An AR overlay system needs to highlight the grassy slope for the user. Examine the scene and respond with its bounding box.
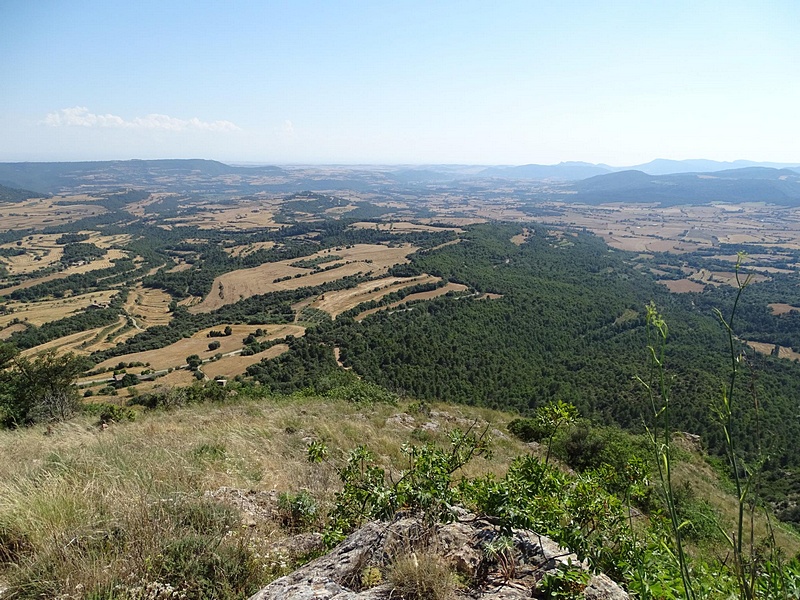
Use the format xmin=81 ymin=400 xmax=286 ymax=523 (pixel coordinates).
xmin=0 ymin=393 xmax=797 ymax=597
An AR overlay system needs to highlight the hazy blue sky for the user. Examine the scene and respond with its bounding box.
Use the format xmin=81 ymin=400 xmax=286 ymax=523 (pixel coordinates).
xmin=1 ymin=1 xmax=798 ymax=165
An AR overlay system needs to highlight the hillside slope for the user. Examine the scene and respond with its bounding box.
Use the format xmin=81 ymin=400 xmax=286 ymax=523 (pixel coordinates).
xmin=0 ymin=390 xmax=797 ymax=599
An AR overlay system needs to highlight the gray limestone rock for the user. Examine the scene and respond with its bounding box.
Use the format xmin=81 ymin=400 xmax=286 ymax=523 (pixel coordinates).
xmin=249 ymin=516 xmax=629 ymax=600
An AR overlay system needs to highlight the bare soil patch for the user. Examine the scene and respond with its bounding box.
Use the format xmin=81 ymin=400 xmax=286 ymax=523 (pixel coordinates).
xmin=192 ymin=243 xmax=419 ymax=313
xmin=659 ymin=279 xmax=705 ymax=293
xmin=769 ymin=303 xmax=800 ymax=315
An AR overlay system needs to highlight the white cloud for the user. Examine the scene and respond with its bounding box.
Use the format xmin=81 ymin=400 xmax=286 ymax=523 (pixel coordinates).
xmin=42 ymin=106 xmax=240 ymax=132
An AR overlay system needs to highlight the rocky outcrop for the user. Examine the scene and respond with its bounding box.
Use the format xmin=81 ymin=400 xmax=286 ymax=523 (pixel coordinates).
xmin=249 ymin=516 xmax=629 ymax=599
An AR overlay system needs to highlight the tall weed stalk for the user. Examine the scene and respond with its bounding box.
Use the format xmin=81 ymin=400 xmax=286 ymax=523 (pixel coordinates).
xmin=711 ymin=253 xmax=760 ymax=599
xmin=640 ymin=301 xmax=695 ymax=600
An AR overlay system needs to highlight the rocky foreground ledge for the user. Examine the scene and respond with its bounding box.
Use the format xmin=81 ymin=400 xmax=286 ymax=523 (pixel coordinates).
xmin=249 ymin=516 xmax=628 ymax=599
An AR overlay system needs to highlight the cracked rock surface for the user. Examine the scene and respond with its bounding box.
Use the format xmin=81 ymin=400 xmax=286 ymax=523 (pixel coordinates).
xmin=249 ymin=516 xmax=629 ymax=600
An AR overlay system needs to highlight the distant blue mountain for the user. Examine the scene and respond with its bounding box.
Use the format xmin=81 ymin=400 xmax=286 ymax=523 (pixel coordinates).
xmin=0 ymin=159 xmax=286 ymax=193
xmin=568 ymin=167 xmax=800 ymax=206
xmin=477 ymin=159 xmax=800 ymax=181
xmin=479 ymin=162 xmax=612 ymax=180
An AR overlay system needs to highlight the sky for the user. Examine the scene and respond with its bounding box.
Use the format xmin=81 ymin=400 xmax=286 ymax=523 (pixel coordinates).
xmin=1 ymin=1 xmax=798 ymax=165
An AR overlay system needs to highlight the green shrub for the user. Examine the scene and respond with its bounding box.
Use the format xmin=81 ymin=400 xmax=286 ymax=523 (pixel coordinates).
xmin=84 ymin=402 xmax=137 ymax=425
xmin=277 ymin=490 xmax=318 ymax=530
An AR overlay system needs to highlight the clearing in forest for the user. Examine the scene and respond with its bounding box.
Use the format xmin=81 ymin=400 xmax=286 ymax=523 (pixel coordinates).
xmin=202 ymin=344 xmax=290 ymax=379
xmin=510 ymin=228 xmax=532 ymax=245
xmin=658 ymin=279 xmax=705 ymax=293
xmin=769 ymin=303 xmax=800 ymax=315
xmin=302 ymin=274 xmax=440 ymax=318
xmin=355 ymin=281 xmax=468 ymax=321
xmin=192 ymin=243 xmax=419 ymax=313
xmin=748 ymin=341 xmax=800 ymax=362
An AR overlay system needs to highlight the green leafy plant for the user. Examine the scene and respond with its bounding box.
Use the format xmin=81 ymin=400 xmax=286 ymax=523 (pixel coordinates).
xmin=277 ymin=490 xmax=319 ymax=530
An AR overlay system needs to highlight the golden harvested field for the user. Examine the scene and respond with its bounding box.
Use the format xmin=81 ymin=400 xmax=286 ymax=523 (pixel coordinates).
xmin=769 ymin=303 xmax=800 ymax=315
xmin=91 ymin=323 xmax=306 ymax=373
xmin=0 ymin=322 xmax=26 ymax=340
xmin=659 ymin=279 xmax=706 ymax=293
xmin=192 ymin=243 xmax=419 ymax=313
xmin=202 ymin=344 xmax=290 ymax=379
xmin=303 ymin=274 xmax=440 ymax=318
xmin=85 ymin=232 xmax=132 ymax=248
xmin=0 ymin=248 xmax=129 ymax=295
xmin=748 ymin=341 xmax=800 ymax=362
xmin=124 ymin=284 xmax=172 ymax=328
xmin=689 ymin=269 xmax=769 ymax=287
xmin=223 ymin=241 xmax=276 ymax=257
xmin=355 ymin=282 xmax=469 ymax=321
xmin=20 ymin=326 xmax=108 ymax=358
xmin=0 ymin=234 xmax=64 ymax=275
xmin=166 ymin=203 xmax=281 ymax=230
xmin=0 ymin=290 xmax=118 ymax=328
xmin=0 ymin=196 xmax=105 ymax=229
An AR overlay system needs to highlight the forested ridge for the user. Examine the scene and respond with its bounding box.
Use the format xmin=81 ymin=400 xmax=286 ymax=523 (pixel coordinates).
xmin=249 ymin=224 xmax=800 ymax=487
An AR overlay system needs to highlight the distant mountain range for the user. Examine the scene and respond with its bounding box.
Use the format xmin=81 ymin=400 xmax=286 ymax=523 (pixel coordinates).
xmin=2 ymin=158 xmax=800 ymax=207
xmin=479 ymin=159 xmax=800 ymax=180
xmin=0 ymin=159 xmax=286 ymax=194
xmin=567 ymin=167 xmax=800 ymax=206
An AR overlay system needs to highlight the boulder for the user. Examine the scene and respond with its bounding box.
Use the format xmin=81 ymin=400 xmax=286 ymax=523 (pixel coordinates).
xmin=249 ymin=516 xmax=629 ymax=599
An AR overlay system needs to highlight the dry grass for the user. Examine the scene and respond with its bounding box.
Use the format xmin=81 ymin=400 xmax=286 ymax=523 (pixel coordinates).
xmin=0 ymin=390 xmax=797 ymax=596
xmin=0 ymin=396 xmax=529 ymax=596
xmin=192 ymin=243 xmax=419 ymax=313
xmin=388 ymin=548 xmax=457 ymax=600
